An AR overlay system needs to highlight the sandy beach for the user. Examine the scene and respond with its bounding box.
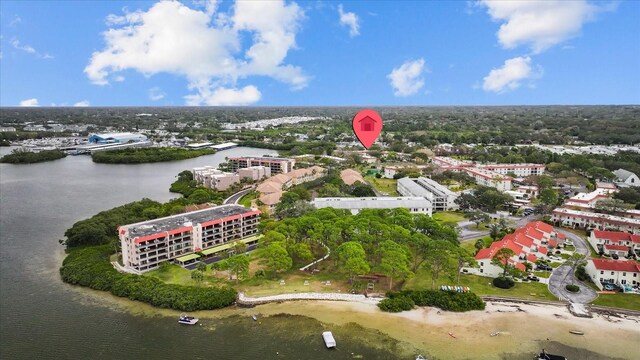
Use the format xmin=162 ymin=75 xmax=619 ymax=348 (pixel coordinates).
xmin=236 ymin=299 xmax=640 ymax=359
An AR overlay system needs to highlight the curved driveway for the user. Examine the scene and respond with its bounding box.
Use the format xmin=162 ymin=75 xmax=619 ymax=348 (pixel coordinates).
xmin=224 ymin=187 xmax=254 ymax=205
xmin=547 ymin=228 xmax=597 ymax=304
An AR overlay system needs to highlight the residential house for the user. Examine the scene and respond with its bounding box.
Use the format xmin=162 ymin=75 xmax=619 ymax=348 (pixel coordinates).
xmin=584 ymin=258 xmax=640 ymax=290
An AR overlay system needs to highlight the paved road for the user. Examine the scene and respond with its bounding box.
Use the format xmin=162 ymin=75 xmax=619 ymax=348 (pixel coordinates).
xmin=224 ymin=187 xmax=254 ymax=205
xmin=547 ymin=228 xmax=597 ymax=304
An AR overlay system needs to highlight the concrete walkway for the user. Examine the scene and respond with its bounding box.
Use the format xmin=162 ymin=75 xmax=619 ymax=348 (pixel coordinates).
xmin=237 ymin=292 xmax=382 ymax=306
xmin=547 ymin=228 xmax=597 ymax=304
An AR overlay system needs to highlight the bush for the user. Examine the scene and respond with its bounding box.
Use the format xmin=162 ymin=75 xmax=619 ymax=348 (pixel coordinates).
xmin=60 ymin=245 xmax=237 ymax=311
xmin=378 ymin=296 xmax=415 ymax=312
xmin=493 ymin=276 xmax=515 ymax=289
xmin=565 ymin=284 xmax=580 ymax=293
xmin=382 ymin=289 xmax=485 ymax=312
xmin=575 ymin=265 xmax=589 ymax=281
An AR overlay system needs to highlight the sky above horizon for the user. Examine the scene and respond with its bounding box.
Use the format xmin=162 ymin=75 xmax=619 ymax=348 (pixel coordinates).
xmin=1 ymin=1 xmax=639 ymax=107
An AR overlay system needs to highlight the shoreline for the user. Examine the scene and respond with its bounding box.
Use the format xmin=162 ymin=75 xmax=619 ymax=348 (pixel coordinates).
xmin=69 ymin=284 xmax=640 ymax=359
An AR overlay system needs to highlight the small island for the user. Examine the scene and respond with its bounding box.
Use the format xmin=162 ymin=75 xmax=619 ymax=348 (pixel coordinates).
xmin=91 ymin=147 xmax=215 ymax=164
xmin=0 ymin=149 xmax=66 ymax=164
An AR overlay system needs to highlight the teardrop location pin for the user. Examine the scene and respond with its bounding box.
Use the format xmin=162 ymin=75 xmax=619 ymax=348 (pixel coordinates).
xmin=352 ymin=109 xmax=383 ymax=149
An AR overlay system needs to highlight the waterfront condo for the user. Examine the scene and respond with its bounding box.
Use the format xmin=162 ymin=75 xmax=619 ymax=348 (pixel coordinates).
xmin=118 ymin=205 xmax=260 ymax=273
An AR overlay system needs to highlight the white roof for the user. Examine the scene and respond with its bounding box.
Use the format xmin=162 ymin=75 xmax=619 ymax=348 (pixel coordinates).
xmin=313 ymin=197 xmax=431 ymax=210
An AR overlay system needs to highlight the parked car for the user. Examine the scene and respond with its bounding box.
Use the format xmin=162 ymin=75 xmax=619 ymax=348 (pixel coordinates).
xmin=527 ymin=275 xmax=540 ymax=282
xmin=536 ymin=264 xmax=552 ymax=271
xmin=603 ymin=283 xmax=619 ymax=291
xmin=612 ymin=254 xmax=619 ymax=260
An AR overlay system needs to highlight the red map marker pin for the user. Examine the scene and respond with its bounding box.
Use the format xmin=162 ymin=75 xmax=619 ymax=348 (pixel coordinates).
xmin=353 ymin=109 xmax=383 ymax=149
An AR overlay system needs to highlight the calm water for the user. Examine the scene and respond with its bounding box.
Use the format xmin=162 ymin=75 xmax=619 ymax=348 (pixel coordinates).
xmin=0 ymin=147 xmax=402 ymax=360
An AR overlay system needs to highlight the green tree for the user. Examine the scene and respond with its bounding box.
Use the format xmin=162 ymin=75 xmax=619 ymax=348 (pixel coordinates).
xmin=335 ymin=242 xmax=370 ymax=280
xmin=287 ymin=242 xmax=314 ymax=265
xmin=196 ymin=262 xmax=207 ymax=272
xmin=262 ymin=242 xmax=292 ymax=276
xmin=225 ymin=254 xmax=250 ymax=281
xmin=540 ymin=189 xmax=559 ymax=207
xmin=423 ymin=240 xmax=456 ymax=289
xmin=474 ymin=238 xmax=485 ymax=254
xmin=232 ymin=240 xmax=248 ymax=255
xmin=492 ymin=248 xmax=516 ymax=277
xmin=191 ymin=270 xmax=204 ymax=285
xmin=489 ymin=224 xmax=501 ymax=241
xmin=188 ymin=189 xmax=211 ymax=204
xmin=378 ymin=240 xmax=411 ymax=290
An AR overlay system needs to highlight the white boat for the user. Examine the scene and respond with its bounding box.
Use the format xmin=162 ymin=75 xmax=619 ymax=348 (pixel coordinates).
xmin=178 ymin=313 xmax=199 ymax=325
xmin=322 ymin=331 xmax=336 ymax=348
xmin=416 ymin=355 xmax=427 ymax=360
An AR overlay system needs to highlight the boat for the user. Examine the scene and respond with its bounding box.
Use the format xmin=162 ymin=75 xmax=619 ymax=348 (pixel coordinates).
xmin=322 ymin=331 xmax=337 ymax=348
xmin=490 ymin=331 xmax=500 ymax=337
xmin=178 ymin=313 xmax=199 ymax=325
xmin=416 ymin=355 xmax=427 ymax=360
xmin=569 ymin=330 xmax=584 ymax=335
xmin=536 ymin=349 xmax=567 ymax=360
xmin=448 ymin=332 xmax=456 ymax=339
xmin=251 ymin=315 xmax=258 ymax=321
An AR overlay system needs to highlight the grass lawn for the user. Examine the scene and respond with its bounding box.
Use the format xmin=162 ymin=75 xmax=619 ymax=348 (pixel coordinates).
xmin=403 ymin=268 xmax=556 ymax=301
xmin=238 ymin=191 xmax=257 ymax=208
xmin=432 ymin=211 xmax=466 ymax=226
xmin=564 ymin=245 xmax=576 ymax=252
xmin=460 ymin=240 xmax=478 ymax=255
xmin=592 ymin=293 xmax=640 ymax=311
xmin=146 ymin=264 xmax=195 ymax=285
xmin=365 ymin=176 xmax=398 ymax=196
xmin=533 ymin=271 xmax=551 ymax=278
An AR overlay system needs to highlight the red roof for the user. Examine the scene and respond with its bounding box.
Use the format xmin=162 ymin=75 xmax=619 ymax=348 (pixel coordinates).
xmin=548 ymin=239 xmax=558 ymax=248
xmin=524 ymin=227 xmax=545 ymax=241
xmin=590 ymin=258 xmax=640 ymax=273
xmin=593 ymin=230 xmax=640 ymax=244
xmin=527 ymin=254 xmax=538 ymax=263
xmin=508 ymin=260 xmax=526 ymax=272
xmin=532 ymin=221 xmax=554 ymax=234
xmin=513 ymin=232 xmax=534 ymax=248
xmin=603 ymin=244 xmax=630 ymax=252
xmin=475 ymin=248 xmax=493 ymax=260
xmin=538 ymin=247 xmax=548 ymax=254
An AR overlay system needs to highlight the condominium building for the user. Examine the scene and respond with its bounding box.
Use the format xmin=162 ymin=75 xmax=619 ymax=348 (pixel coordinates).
xmin=312 ymin=197 xmax=432 ymax=216
xmin=238 ymin=166 xmax=271 ymax=181
xmin=465 ymin=167 xmax=512 ymax=192
xmin=192 ymin=166 xmax=240 ymax=191
xmin=118 ymin=205 xmax=261 ymax=273
xmin=397 ymin=177 xmax=459 ymax=211
xmin=432 ymin=156 xmax=547 ymax=192
xmin=478 ymin=163 xmax=545 ymax=177
xmin=587 ymin=230 xmax=640 ymax=258
xmin=228 ymin=156 xmax=295 ymax=174
xmin=551 ymin=208 xmax=640 ymax=234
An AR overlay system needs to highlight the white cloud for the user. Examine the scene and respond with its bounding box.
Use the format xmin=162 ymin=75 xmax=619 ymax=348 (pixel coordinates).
xmin=113 ymin=75 xmax=125 ymax=82
xmin=19 ymin=98 xmax=39 ymax=107
xmin=387 ymin=58 xmax=426 ymax=97
xmin=73 ymin=100 xmax=90 ymax=107
xmin=482 ymin=56 xmax=541 ymax=93
xmin=338 ymin=4 xmax=360 ymax=37
xmin=86 ymin=0 xmax=307 ymax=106
xmin=10 ymin=38 xmax=53 ymax=59
xmin=479 ymin=0 xmax=601 ymax=54
xmin=184 ymin=85 xmax=261 ymax=106
xmin=149 ymin=87 xmax=166 ymax=101
xmin=9 ymin=15 xmax=22 ymax=27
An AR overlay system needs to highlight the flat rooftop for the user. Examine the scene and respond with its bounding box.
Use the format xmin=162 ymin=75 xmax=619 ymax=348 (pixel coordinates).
xmin=228 ymin=156 xmax=293 ymax=161
xmin=313 ymin=197 xmax=431 ymax=209
xmin=123 ymin=204 xmax=254 ymax=237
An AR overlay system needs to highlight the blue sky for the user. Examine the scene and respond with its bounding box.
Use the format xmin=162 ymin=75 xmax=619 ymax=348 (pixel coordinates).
xmin=1 ymin=1 xmax=639 ymax=107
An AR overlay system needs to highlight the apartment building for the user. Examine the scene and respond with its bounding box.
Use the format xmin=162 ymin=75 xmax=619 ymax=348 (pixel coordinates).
xmin=551 ymin=208 xmax=640 ymax=234
xmin=465 ymin=167 xmax=512 ymax=192
xmin=432 ymin=156 xmax=517 ymax=192
xmin=228 ymin=156 xmax=295 ymax=174
xmin=192 ymin=166 xmax=240 ymax=191
xmin=238 ymin=166 xmax=271 ymax=181
xmin=397 ymin=177 xmax=459 ymax=211
xmin=478 ymin=163 xmax=545 ymax=177
xmin=587 ymin=230 xmax=640 ymax=258
xmin=585 ymin=258 xmax=640 ymax=290
xmin=118 ymin=205 xmax=260 ymax=273
xmin=312 ymin=197 xmax=433 ymax=216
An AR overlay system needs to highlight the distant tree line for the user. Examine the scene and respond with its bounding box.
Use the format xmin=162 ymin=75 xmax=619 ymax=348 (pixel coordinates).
xmin=0 ymin=149 xmax=66 ymax=164
xmin=91 ymin=147 xmax=215 ymax=164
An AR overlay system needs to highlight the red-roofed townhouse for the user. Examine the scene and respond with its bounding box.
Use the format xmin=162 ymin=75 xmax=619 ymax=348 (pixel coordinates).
xmin=469 ymin=239 xmax=524 ymax=277
xmin=585 ymin=258 xmax=640 ymax=290
xmin=588 ymin=230 xmax=640 ymax=258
